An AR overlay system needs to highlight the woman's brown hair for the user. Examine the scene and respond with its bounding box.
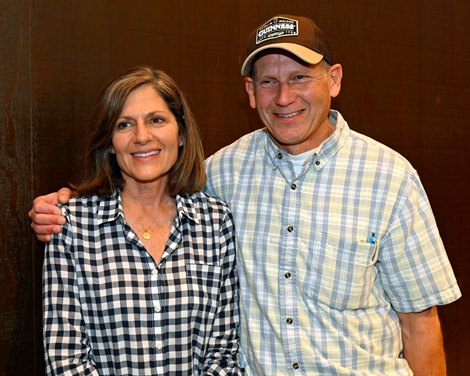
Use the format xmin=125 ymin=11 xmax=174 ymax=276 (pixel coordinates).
xmin=73 ymin=66 xmax=206 ymax=197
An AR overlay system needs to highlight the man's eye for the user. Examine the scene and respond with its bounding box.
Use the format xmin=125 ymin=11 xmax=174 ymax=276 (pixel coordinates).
xmin=258 ymin=79 xmax=277 ymax=88
xmin=290 ymin=75 xmax=311 ymax=86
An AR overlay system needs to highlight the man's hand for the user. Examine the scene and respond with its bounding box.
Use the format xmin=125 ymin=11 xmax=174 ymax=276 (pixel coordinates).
xmin=28 ymin=187 xmax=72 ymax=242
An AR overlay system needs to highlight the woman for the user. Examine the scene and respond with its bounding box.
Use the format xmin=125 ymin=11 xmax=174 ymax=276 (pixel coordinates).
xmin=42 ymin=66 xmax=243 ymax=375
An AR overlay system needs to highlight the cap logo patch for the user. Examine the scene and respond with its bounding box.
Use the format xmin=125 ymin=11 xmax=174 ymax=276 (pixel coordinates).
xmin=256 ymin=17 xmax=298 ymax=45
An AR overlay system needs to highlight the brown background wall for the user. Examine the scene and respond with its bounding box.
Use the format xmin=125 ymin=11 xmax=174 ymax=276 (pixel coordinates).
xmin=1 ymin=0 xmax=468 ymax=374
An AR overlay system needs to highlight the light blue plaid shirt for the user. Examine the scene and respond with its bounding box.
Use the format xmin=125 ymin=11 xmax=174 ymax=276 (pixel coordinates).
xmin=205 ymin=110 xmax=461 ymax=375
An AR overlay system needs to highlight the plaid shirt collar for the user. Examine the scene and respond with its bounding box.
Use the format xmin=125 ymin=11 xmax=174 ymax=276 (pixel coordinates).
xmin=264 ymin=110 xmax=351 ymax=174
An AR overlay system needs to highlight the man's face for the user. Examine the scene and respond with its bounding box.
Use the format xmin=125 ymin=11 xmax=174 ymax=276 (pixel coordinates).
xmin=245 ymin=52 xmax=342 ymax=155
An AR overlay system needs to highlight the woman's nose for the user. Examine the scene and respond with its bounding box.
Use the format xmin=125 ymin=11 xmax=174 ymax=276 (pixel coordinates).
xmin=134 ymin=122 xmax=151 ymax=143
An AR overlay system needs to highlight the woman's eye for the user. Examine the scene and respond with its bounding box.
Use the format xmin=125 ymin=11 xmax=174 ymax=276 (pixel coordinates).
xmin=148 ymin=116 xmax=165 ymax=126
xmin=116 ymin=121 xmax=131 ymax=129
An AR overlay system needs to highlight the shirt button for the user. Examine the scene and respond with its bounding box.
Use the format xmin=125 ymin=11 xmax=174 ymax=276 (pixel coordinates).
xmin=285 ymin=272 xmax=291 ymax=279
xmin=156 ymin=340 xmax=163 ymax=349
xmin=287 ymin=225 xmax=294 ymax=232
xmin=151 ymin=269 xmax=159 ymax=281
xmin=286 ymin=317 xmax=293 ymax=324
xmin=315 ymin=160 xmax=321 ymax=166
xmin=292 ymin=363 xmax=299 ymax=369
xmin=277 ymin=152 xmax=283 ymax=159
xmin=290 ymin=183 xmax=297 ymax=190
xmin=154 ymin=305 xmax=161 ymax=313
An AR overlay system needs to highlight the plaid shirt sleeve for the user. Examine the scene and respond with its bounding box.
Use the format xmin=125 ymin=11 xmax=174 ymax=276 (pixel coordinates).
xmin=377 ymin=172 xmax=461 ymax=312
xmin=43 ymin=215 xmax=99 ymax=375
xmin=200 ymin=208 xmax=242 ymax=375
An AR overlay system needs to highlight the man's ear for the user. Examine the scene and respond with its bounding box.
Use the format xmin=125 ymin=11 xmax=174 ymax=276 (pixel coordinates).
xmin=328 ymin=63 xmax=343 ymax=98
xmin=244 ymin=76 xmax=257 ymax=109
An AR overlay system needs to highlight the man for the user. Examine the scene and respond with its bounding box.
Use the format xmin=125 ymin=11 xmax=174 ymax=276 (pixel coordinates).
xmin=30 ymin=15 xmax=461 ymax=375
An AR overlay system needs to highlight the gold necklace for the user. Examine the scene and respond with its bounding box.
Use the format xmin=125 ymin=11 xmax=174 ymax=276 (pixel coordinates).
xmin=122 ymin=202 xmax=160 ymax=240
xmin=122 ymin=199 xmax=175 ymax=241
xmin=138 ymin=225 xmax=152 ymax=240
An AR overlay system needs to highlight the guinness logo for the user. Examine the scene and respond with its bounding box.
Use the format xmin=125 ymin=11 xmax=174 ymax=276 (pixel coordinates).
xmin=256 ymin=17 xmax=298 ymax=45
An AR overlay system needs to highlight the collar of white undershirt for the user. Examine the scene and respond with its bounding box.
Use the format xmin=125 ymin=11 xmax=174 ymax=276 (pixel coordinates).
xmin=289 ymin=149 xmax=315 ymax=176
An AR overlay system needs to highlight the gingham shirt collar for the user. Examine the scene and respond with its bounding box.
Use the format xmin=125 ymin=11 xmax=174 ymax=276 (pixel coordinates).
xmin=96 ymin=191 xmax=200 ymax=227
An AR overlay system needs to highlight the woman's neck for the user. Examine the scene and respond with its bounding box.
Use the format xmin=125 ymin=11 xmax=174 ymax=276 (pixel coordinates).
xmin=121 ymin=181 xmax=173 ymax=211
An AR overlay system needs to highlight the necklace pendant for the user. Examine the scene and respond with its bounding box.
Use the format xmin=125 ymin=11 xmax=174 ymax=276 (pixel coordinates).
xmin=142 ymin=231 xmax=151 ymax=240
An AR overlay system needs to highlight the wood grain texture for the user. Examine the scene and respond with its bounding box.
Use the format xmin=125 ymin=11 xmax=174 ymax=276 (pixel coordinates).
xmin=0 ymin=1 xmax=468 ymax=374
xmin=0 ymin=0 xmax=36 ymax=374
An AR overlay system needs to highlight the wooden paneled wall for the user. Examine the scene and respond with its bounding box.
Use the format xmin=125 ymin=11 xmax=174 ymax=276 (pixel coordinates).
xmin=1 ymin=1 xmax=468 ymax=374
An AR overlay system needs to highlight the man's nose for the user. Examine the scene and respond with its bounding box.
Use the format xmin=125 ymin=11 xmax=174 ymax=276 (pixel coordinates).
xmin=275 ymin=82 xmax=296 ymax=106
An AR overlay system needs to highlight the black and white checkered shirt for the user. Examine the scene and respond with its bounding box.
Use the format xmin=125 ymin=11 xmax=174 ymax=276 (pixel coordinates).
xmin=43 ymin=190 xmax=243 ymax=375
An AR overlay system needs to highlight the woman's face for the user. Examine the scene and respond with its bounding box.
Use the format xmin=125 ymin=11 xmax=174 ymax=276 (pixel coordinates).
xmin=112 ymin=84 xmax=180 ymax=190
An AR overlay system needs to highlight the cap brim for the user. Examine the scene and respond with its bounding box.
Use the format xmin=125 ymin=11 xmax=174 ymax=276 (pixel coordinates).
xmin=241 ymin=42 xmax=324 ymax=75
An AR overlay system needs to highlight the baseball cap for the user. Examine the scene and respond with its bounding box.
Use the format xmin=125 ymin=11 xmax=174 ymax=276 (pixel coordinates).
xmin=241 ymin=15 xmax=334 ymax=76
